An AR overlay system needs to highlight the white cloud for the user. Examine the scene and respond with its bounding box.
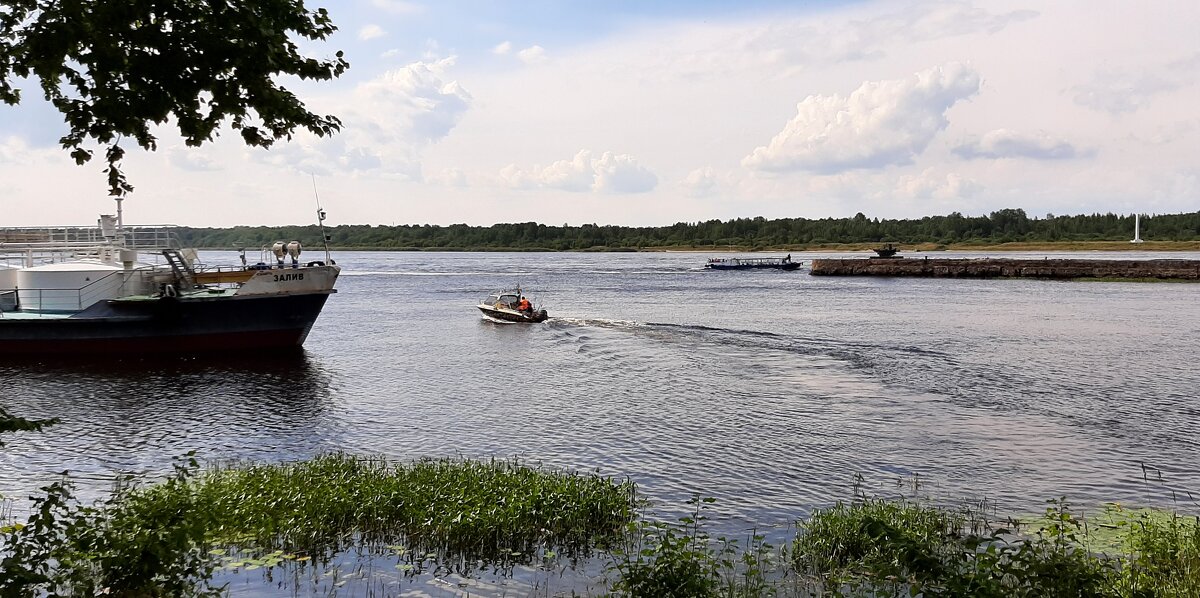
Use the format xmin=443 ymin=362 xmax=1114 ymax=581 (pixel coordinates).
xmin=743 ymin=63 xmax=981 ymax=174
xmin=517 ymin=45 xmax=548 ymax=65
xmin=358 ymin=25 xmax=386 ymax=41
xmin=954 ymin=129 xmax=1084 ymax=160
xmin=1072 ymin=73 xmax=1179 ymax=115
xmin=337 ymin=147 xmax=384 ymax=172
xmin=492 ymin=41 xmax=512 ymax=55
xmin=0 ymin=136 xmax=39 ymax=165
xmin=356 ymin=57 xmax=472 ymax=143
xmin=371 ymin=0 xmax=424 ymax=15
xmin=593 ymin=152 xmax=658 ymax=193
xmin=249 ymin=58 xmax=470 ymax=180
xmin=428 ymin=167 xmax=468 ymax=187
xmin=895 ymin=168 xmax=981 ymax=200
xmin=639 ymin=3 xmax=1035 ymax=80
xmin=166 ymin=147 xmax=220 ymax=172
xmin=1071 ymin=50 xmax=1200 ymax=115
xmin=680 ymin=167 xmax=720 ymax=197
xmin=499 ymin=150 xmax=657 ymax=193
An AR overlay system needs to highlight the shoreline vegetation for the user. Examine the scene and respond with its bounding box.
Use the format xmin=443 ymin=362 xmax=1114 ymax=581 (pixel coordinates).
xmin=2 ymin=454 xmax=1197 ymax=596
xmin=297 ymin=240 xmax=1200 ymax=253
xmin=175 ymin=208 xmax=1200 ymax=253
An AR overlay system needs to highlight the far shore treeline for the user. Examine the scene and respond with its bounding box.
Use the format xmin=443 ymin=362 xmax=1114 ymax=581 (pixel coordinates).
xmin=175 ymin=209 xmax=1200 ymax=251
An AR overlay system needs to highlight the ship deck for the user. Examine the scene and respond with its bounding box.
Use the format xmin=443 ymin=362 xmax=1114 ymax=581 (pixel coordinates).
xmin=0 ymin=311 xmax=73 ymax=319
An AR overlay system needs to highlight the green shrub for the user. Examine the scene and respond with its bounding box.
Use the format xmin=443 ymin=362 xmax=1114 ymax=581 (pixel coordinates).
xmin=607 ymin=496 xmax=778 ymax=598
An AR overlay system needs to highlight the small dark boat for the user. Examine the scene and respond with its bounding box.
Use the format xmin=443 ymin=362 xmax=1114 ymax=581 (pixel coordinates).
xmin=871 ymin=244 xmax=900 ymax=258
xmin=705 ymin=254 xmax=800 ymax=271
xmin=477 ymin=289 xmax=548 ymax=323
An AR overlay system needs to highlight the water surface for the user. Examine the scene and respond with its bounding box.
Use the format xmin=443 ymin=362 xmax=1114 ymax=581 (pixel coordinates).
xmin=3 ymin=250 xmax=1199 ymax=536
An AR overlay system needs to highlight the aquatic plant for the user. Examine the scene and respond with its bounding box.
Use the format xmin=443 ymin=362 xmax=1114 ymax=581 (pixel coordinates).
xmin=790 ymin=497 xmax=1153 ymax=597
xmin=606 ymin=496 xmax=781 ymax=598
xmin=0 ymin=453 xmax=636 ymax=595
xmin=5 ymin=455 xmax=1200 ymax=597
xmin=178 ymin=453 xmax=637 ymax=565
xmin=1102 ymin=503 xmax=1200 ymax=597
xmin=0 ymin=455 xmax=221 ymax=598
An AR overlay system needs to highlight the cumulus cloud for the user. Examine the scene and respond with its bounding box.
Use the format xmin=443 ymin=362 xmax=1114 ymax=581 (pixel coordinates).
xmin=337 ymin=147 xmax=384 ymax=171
xmin=680 ymin=167 xmax=720 ymax=197
xmin=357 ymin=57 xmax=472 ymax=143
xmin=954 ymin=129 xmax=1084 ymax=160
xmin=167 ymin=147 xmax=220 ymax=171
xmin=1072 ymin=51 xmax=1200 ymax=115
xmin=743 ymin=63 xmax=981 ymax=174
xmin=358 ymin=25 xmax=386 ymax=41
xmin=1072 ymin=73 xmax=1180 ymax=114
xmin=594 ymin=152 xmax=659 ymax=193
xmin=251 ymin=57 xmax=470 ymax=179
xmin=500 ymin=150 xmax=657 ymax=193
xmin=0 ymin=136 xmax=37 ymax=165
xmin=652 ymin=4 xmax=1035 ymax=79
xmin=428 ymin=167 xmax=468 ymax=187
xmin=492 ymin=41 xmax=512 ymax=55
xmin=517 ymin=45 xmax=548 ymax=65
xmin=895 ymin=168 xmax=981 ymax=200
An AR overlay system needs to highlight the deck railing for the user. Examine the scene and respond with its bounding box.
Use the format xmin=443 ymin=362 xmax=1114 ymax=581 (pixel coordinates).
xmin=0 ymin=269 xmax=152 ymax=316
xmin=0 ymin=225 xmax=181 ymax=251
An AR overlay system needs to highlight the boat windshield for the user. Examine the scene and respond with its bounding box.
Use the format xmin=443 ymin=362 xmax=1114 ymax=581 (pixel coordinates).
xmin=484 ymin=293 xmax=520 ymax=306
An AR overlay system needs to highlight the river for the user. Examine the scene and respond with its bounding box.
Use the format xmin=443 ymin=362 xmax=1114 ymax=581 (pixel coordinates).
xmin=3 ymin=249 xmax=1199 ymax=580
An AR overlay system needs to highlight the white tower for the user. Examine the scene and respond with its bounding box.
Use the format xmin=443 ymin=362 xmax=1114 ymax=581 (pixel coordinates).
xmin=1131 ymin=213 xmax=1144 ymax=243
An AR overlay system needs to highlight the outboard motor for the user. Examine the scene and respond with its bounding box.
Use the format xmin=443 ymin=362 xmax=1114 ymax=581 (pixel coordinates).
xmin=271 ymin=241 xmax=286 ymax=267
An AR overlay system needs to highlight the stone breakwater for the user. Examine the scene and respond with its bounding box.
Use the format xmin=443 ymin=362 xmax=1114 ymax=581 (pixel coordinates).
xmin=809 ymin=258 xmax=1200 ymax=280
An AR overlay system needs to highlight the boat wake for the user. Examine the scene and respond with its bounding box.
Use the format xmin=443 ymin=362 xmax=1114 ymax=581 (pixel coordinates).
xmin=341 ymin=270 xmax=529 ymax=277
xmin=547 ymin=318 xmax=956 ymax=378
xmin=547 ymin=317 xmax=643 ymax=329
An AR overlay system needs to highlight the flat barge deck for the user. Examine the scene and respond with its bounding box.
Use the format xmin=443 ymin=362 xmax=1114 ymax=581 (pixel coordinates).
xmin=809 ymin=257 xmax=1200 ymax=280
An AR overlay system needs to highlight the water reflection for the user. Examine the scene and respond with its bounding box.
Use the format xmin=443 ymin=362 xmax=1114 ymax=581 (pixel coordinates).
xmin=0 ymin=352 xmax=340 ymax=507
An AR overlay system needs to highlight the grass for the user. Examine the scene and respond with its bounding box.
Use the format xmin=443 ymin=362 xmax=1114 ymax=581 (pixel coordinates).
xmin=154 ymin=453 xmax=638 ymax=562
xmin=0 ymin=453 xmax=638 ymax=595
xmin=605 ymin=496 xmax=781 ymax=597
xmin=5 ymin=458 xmax=1200 ymax=597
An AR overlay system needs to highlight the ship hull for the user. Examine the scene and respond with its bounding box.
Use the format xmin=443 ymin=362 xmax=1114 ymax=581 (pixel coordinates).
xmin=477 ymin=305 xmax=549 ymax=323
xmin=0 ymin=292 xmax=333 ymax=355
xmin=706 ymin=262 xmax=800 ymax=271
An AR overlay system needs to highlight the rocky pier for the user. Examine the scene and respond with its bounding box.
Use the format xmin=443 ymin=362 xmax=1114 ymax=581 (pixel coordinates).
xmin=809 ymin=257 xmax=1200 ymax=280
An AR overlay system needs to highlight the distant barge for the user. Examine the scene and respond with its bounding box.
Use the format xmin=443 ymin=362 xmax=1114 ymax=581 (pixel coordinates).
xmin=809 ymin=257 xmax=1200 ymax=280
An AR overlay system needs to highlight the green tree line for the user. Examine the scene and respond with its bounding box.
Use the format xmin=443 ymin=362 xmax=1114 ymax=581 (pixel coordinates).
xmin=175 ymin=209 xmax=1200 ymax=251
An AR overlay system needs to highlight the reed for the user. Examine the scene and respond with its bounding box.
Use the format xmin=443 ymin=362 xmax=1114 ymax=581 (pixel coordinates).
xmin=5 ymin=456 xmax=1198 ymax=597
xmin=788 ymin=496 xmax=1200 ymax=598
xmin=166 ymin=453 xmax=637 ymax=563
xmin=606 ymin=496 xmax=781 ymax=598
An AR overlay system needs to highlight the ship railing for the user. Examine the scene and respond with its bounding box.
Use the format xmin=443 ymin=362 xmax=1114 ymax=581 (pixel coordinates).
xmin=0 ymin=270 xmax=140 ymax=316
xmin=0 ymin=225 xmax=183 ymax=252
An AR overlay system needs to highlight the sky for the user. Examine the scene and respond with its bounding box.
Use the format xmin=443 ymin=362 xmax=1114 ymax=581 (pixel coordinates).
xmin=1 ymin=0 xmax=1198 ymax=228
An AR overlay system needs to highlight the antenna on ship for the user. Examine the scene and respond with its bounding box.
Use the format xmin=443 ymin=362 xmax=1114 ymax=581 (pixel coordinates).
xmin=311 ymin=174 xmax=333 ymax=264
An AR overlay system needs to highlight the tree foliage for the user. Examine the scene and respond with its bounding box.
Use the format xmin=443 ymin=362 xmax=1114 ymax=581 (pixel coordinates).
xmin=0 ymin=406 xmax=55 ymax=448
xmin=175 ymin=210 xmax=1200 ymax=251
xmin=0 ymin=0 xmax=348 ymax=196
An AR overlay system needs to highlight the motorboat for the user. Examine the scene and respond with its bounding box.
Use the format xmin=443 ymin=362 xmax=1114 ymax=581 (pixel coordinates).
xmin=476 ymin=289 xmax=548 ymax=323
xmin=871 ymin=243 xmax=901 ymax=258
xmin=0 ymin=199 xmax=340 ymax=354
xmin=705 ymin=254 xmax=800 ymax=270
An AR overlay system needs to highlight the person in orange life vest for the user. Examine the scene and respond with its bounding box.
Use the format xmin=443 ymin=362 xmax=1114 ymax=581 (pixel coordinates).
xmin=517 ymin=296 xmax=532 ymax=313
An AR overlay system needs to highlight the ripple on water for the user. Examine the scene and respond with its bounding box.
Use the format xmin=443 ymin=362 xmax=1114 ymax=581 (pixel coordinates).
xmin=3 ymin=251 xmax=1200 ymax=530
